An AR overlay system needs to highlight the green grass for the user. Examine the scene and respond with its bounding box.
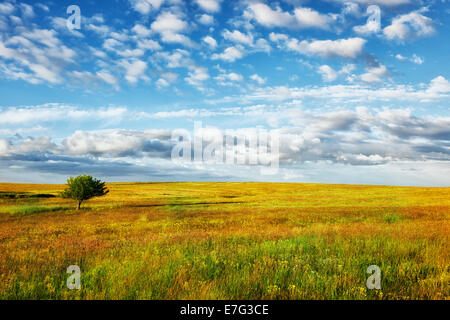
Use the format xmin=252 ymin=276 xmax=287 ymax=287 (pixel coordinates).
xmin=383 ymin=214 xmax=403 ymax=224
xmin=1 ymin=205 xmax=71 ymax=215
xmin=0 ymin=182 xmax=448 ymax=300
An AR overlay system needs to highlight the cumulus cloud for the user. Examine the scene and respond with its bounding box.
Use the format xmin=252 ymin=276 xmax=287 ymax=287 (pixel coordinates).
xmin=63 ymin=129 xmax=172 ymax=157
xmin=360 ymin=64 xmax=388 ymax=83
xmin=0 ymin=3 xmax=15 ymax=15
xmin=185 ymin=66 xmax=210 ymax=87
xmin=129 ymin=0 xmax=165 ymax=14
xmin=283 ymin=37 xmax=367 ymax=59
xmin=119 ymin=59 xmax=148 ymax=84
xmin=245 ymin=3 xmax=335 ymax=29
xmin=222 ymin=29 xmax=254 ymax=46
xmin=383 ymin=9 xmax=435 ymax=41
xmin=2 ymin=107 xmax=449 ymax=171
xmin=211 ymin=46 xmax=244 ymax=62
xmin=132 ymin=24 xmax=152 ymax=37
xmin=427 ymin=76 xmax=450 ymax=93
xmin=317 ymin=65 xmax=338 ymax=82
xmin=151 ymin=11 xmax=193 ymax=46
xmin=250 ymin=74 xmax=266 ymax=85
xmin=293 ymin=7 xmax=335 ymax=29
xmin=19 ymin=3 xmax=34 ymax=18
xmin=215 ymin=71 xmax=243 ymax=86
xmin=195 ymin=0 xmax=222 ymax=13
xmin=202 ymin=35 xmax=217 ymax=49
xmin=198 ymin=14 xmax=214 ymax=25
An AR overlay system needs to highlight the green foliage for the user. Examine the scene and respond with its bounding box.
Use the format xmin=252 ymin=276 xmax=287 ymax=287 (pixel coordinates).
xmin=383 ymin=214 xmax=402 ymax=224
xmin=6 ymin=205 xmax=70 ymax=215
xmin=60 ymin=175 xmax=109 ymax=209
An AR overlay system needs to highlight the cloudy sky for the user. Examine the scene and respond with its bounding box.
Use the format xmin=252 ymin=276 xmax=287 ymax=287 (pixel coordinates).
xmin=0 ymin=0 xmax=449 ymax=186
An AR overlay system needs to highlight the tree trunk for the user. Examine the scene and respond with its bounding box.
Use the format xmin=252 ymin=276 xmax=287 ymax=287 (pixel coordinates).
xmin=77 ymin=201 xmax=82 ymax=210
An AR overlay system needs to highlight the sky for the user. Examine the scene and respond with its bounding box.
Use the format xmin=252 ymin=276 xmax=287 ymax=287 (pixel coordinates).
xmin=0 ymin=0 xmax=449 ymax=186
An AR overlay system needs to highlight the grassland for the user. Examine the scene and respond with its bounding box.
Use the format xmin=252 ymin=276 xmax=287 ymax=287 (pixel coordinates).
xmin=0 ymin=182 xmax=448 ymax=300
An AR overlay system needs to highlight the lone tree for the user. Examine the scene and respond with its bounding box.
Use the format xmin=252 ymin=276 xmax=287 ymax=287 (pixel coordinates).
xmin=61 ymin=175 xmax=109 ymax=210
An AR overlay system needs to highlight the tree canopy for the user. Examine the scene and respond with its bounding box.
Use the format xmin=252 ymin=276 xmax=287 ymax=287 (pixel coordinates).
xmin=61 ymin=175 xmax=109 ymax=210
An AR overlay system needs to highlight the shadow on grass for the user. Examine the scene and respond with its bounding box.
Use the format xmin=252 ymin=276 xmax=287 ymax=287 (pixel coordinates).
xmin=0 ymin=192 xmax=56 ymax=199
xmin=130 ymin=201 xmax=246 ymax=208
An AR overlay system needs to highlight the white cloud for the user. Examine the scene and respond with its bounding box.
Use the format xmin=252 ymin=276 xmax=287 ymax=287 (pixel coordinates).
xmin=28 ymin=64 xmax=60 ymax=83
xmin=132 ymin=24 xmax=152 ymax=37
xmin=411 ymin=54 xmax=424 ymax=65
xmin=0 ymin=2 xmax=15 ymax=15
xmin=395 ymin=53 xmax=424 ymax=65
xmin=156 ymin=49 xmax=191 ymax=68
xmin=215 ymin=75 xmax=450 ymax=103
xmin=250 ymin=74 xmax=266 ymax=85
xmin=330 ymin=0 xmax=411 ymax=6
xmin=119 ymin=59 xmax=148 ymax=84
xmin=293 ymin=7 xmax=335 ymax=29
xmin=254 ymin=38 xmax=271 ymax=53
xmin=137 ymin=39 xmax=162 ymax=51
xmin=103 ymin=38 xmax=122 ymax=51
xmin=129 ymin=0 xmax=165 ymax=14
xmin=156 ymin=78 xmax=169 ymax=88
xmin=151 ymin=11 xmax=193 ymax=46
xmin=316 ymin=64 xmax=357 ymax=83
xmin=269 ymin=32 xmax=289 ymax=42
xmin=245 ymin=3 xmax=296 ymax=28
xmin=395 ymin=54 xmax=407 ymax=61
xmin=318 ymin=65 xmax=338 ymax=82
xmin=198 ymin=14 xmax=214 ymax=25
xmin=35 ymin=3 xmax=49 ymax=12
xmin=215 ymin=72 xmax=243 ymax=85
xmin=62 ymin=129 xmax=171 ymax=156
xmin=269 ymin=33 xmax=366 ymax=59
xmin=202 ymin=35 xmax=217 ymax=49
xmin=19 ymin=3 xmax=34 ymax=18
xmin=222 ymin=29 xmax=254 ymax=46
xmin=195 ymin=0 xmax=222 ymax=13
xmin=2 ymin=106 xmax=449 ymax=179
xmin=286 ymin=37 xmax=366 ymax=59
xmin=185 ymin=66 xmax=209 ymax=87
xmin=0 ymin=28 xmax=76 ymax=84
xmin=97 ymin=70 xmax=119 ymax=89
xmin=156 ymin=72 xmax=178 ymax=88
xmin=0 ymin=104 xmax=127 ymax=125
xmin=427 ymin=76 xmax=450 ymax=94
xmin=246 ymin=3 xmax=334 ymax=29
xmin=211 ymin=46 xmax=244 ymax=62
xmin=383 ymin=9 xmax=434 ymax=41
xmin=86 ymin=23 xmax=110 ymax=36
xmin=360 ymin=64 xmax=388 ymax=83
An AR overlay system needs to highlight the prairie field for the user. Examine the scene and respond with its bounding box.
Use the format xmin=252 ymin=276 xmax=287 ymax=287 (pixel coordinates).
xmin=0 ymin=182 xmax=448 ymax=300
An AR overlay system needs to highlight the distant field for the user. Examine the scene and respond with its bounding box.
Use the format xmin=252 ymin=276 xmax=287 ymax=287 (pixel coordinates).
xmin=0 ymin=182 xmax=448 ymax=300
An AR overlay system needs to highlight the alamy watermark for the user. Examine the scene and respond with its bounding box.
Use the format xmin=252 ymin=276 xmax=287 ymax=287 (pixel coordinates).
xmin=67 ymin=265 xmax=81 ymax=290
xmin=66 ymin=5 xmax=81 ymax=31
xmin=171 ymin=121 xmax=280 ymax=175
xmin=366 ymin=265 xmax=381 ymax=290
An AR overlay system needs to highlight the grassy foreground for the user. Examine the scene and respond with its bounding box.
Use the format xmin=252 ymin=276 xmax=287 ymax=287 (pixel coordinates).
xmin=0 ymin=182 xmax=448 ymax=300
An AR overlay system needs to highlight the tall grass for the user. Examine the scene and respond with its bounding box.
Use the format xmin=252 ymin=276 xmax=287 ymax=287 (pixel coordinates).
xmin=1 ymin=205 xmax=70 ymax=215
xmin=0 ymin=182 xmax=448 ymax=300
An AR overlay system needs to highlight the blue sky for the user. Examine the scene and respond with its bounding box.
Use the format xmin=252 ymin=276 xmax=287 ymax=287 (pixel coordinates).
xmin=0 ymin=0 xmax=449 ymax=186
